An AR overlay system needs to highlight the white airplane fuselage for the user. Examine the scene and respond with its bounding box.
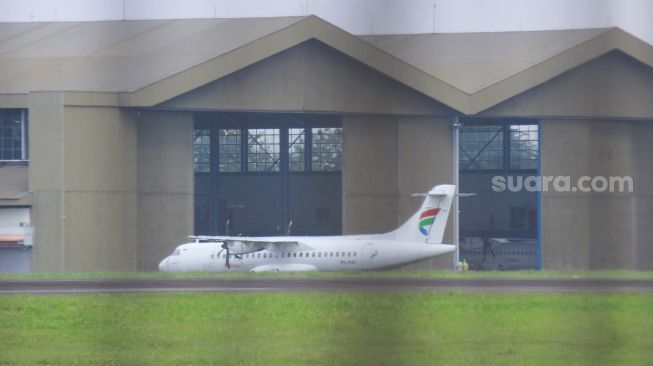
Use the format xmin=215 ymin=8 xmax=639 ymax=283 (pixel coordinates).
xmin=159 ymin=184 xmax=457 ymax=273
xmin=159 ymin=235 xmax=455 ymax=272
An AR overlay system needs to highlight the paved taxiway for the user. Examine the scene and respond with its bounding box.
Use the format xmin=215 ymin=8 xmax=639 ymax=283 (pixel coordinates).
xmin=1 ymin=277 xmax=652 ymax=294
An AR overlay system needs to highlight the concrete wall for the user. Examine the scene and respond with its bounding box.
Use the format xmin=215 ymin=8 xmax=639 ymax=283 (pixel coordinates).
xmin=161 ymin=40 xmax=454 ymax=117
xmin=342 ymin=115 xmax=399 ymax=235
xmin=342 ymin=115 xmax=454 ymax=269
xmin=541 ymin=119 xmax=653 ymax=269
xmin=137 ymin=111 xmax=194 ymax=270
xmin=397 ymin=116 xmax=454 ymax=269
xmin=30 ymin=92 xmax=138 ymax=272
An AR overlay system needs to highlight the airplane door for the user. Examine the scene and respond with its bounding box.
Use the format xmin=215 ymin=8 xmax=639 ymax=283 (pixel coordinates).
xmin=361 ymin=243 xmax=377 ymax=270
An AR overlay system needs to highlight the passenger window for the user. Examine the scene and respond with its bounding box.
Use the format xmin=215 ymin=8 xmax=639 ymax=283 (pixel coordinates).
xmin=318 ymin=252 xmax=322 ymax=257
xmin=336 ymin=252 xmax=339 ymax=257
xmin=312 ymin=252 xmax=315 ymax=257
xmin=293 ymin=253 xmax=297 ymax=258
xmin=299 ymin=253 xmax=303 ymax=257
xmin=354 ymin=252 xmax=357 ymax=257
xmin=330 ymin=252 xmax=333 ymax=257
xmin=281 ymin=253 xmax=285 ymax=258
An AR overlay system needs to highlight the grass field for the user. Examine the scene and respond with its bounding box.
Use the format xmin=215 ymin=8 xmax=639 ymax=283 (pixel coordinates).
xmin=1 ymin=292 xmax=652 ymax=365
xmin=2 ymin=269 xmax=653 ymax=280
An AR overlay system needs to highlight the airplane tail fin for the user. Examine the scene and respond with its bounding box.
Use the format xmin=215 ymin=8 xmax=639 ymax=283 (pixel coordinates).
xmin=387 ymin=184 xmax=455 ymax=244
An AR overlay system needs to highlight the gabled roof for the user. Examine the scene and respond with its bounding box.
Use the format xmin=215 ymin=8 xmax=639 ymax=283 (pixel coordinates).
xmin=1 ymin=16 xmax=653 ymax=114
xmin=361 ymin=28 xmax=609 ymax=94
xmin=0 ymin=17 xmax=304 ymax=93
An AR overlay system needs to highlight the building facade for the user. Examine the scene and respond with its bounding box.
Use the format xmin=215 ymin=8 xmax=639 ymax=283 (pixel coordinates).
xmin=0 ymin=17 xmax=651 ymax=272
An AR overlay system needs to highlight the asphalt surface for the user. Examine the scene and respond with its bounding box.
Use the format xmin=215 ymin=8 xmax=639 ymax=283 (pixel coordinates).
xmin=1 ymin=277 xmax=653 ymax=294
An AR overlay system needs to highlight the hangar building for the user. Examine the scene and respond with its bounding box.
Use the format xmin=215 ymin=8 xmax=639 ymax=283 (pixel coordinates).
xmin=0 ymin=16 xmax=652 ymax=272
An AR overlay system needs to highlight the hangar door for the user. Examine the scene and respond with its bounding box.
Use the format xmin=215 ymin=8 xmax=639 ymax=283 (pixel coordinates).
xmin=193 ymin=113 xmax=342 ymax=236
xmin=458 ymin=119 xmax=541 ymax=270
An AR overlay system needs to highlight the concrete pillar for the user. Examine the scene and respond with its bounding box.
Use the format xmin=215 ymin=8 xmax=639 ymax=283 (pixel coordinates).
xmin=342 ymin=115 xmax=399 ymax=234
xmin=29 ymin=92 xmax=65 ymax=272
xmin=396 ymin=116 xmax=453 ymax=270
xmin=29 ymin=92 xmax=138 ymax=272
xmin=342 ymin=114 xmax=454 ymax=269
xmin=137 ymin=110 xmax=194 ymax=270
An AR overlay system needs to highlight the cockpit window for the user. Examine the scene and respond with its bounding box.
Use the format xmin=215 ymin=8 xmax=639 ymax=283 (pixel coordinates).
xmin=172 ymin=249 xmax=180 ymax=256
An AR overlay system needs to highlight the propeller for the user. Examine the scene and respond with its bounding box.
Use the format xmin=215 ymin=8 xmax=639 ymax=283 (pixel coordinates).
xmin=220 ymin=242 xmax=231 ymax=268
xmin=219 ymin=242 xmax=242 ymax=269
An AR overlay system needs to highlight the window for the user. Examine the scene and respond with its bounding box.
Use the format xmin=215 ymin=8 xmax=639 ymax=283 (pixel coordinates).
xmin=289 ymin=128 xmax=305 ymax=171
xmin=460 ymin=125 xmax=503 ymax=170
xmin=311 ymin=127 xmax=342 ymax=171
xmin=248 ymin=128 xmax=280 ymax=172
xmin=193 ymin=129 xmax=210 ymax=172
xmin=219 ymin=129 xmax=241 ymax=172
xmin=0 ymin=109 xmax=28 ymax=161
xmin=510 ymin=125 xmax=539 ymax=170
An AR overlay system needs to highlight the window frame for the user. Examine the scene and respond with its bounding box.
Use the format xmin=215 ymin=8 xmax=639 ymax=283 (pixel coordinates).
xmin=0 ymin=109 xmax=28 ymax=162
xmin=459 ymin=119 xmax=539 ymax=174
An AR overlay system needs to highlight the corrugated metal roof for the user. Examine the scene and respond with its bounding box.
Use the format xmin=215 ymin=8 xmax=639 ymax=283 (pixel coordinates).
xmin=0 ymin=17 xmax=305 ymax=93
xmin=0 ymin=164 xmax=28 ymax=199
xmin=361 ymin=28 xmax=609 ymax=93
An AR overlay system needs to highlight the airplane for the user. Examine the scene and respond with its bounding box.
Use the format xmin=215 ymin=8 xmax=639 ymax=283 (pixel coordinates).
xmin=158 ymin=184 xmax=456 ymax=272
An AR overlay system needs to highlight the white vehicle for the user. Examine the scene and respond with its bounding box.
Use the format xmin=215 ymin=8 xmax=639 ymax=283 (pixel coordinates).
xmin=159 ymin=184 xmax=456 ymax=272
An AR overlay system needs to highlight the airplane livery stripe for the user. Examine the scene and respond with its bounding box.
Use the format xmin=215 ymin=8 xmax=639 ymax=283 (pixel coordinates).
xmin=419 ymin=208 xmax=439 ymax=219
xmin=419 ymin=217 xmax=435 ymax=227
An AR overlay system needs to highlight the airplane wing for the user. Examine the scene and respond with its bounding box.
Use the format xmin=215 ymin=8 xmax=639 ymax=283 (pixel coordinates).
xmin=189 ymin=236 xmax=313 ymax=253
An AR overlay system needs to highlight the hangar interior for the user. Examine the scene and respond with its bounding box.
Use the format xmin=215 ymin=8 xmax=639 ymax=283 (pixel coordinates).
xmin=458 ymin=119 xmax=540 ymax=270
xmin=0 ymin=16 xmax=652 ymax=272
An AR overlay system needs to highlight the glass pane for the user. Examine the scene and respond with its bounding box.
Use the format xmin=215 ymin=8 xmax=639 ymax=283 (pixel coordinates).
xmin=247 ymin=129 xmax=280 ymax=172
xmin=509 ymin=125 xmax=539 ymax=170
xmin=0 ymin=110 xmax=24 ymax=160
xmin=192 ymin=129 xmax=210 ymax=173
xmin=459 ymin=125 xmax=503 ymax=170
xmin=311 ymin=127 xmax=342 ymax=171
xmin=288 ymin=128 xmax=305 ymax=172
xmin=219 ymin=129 xmax=241 ymax=172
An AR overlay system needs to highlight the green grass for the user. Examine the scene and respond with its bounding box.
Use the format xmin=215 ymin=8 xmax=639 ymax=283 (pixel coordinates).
xmin=1 ymin=292 xmax=652 ymax=365
xmin=2 ymin=269 xmax=653 ymax=280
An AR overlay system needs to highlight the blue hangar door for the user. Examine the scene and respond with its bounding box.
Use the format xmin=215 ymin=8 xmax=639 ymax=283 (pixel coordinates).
xmin=193 ymin=112 xmax=343 ymax=237
xmin=458 ymin=119 xmax=541 ymax=270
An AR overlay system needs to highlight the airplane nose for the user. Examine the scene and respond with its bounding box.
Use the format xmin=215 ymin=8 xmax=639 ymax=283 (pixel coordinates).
xmin=158 ymin=257 xmax=169 ymax=272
